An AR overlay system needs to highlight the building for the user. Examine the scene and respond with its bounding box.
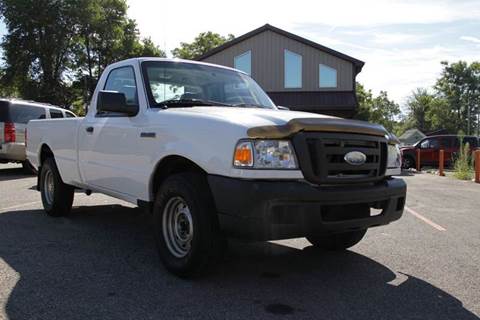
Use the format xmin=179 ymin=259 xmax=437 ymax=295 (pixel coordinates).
xmin=197 ymin=24 xmax=364 ymax=117
xmin=398 ymin=128 xmax=426 ymax=146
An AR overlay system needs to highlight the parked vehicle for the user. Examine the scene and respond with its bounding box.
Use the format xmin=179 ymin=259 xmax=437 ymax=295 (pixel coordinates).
xmin=0 ymin=99 xmax=76 ymax=173
xmin=27 ymin=58 xmax=406 ymax=277
xmin=401 ymin=135 xmax=479 ymax=169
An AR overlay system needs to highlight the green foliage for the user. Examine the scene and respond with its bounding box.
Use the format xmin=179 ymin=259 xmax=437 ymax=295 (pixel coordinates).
xmin=453 ymin=141 xmax=473 ymax=180
xmin=434 ymin=61 xmax=480 ymax=135
xmin=171 ymin=32 xmax=234 ymax=59
xmin=0 ymin=0 xmax=165 ymax=108
xmin=400 ymin=61 xmax=480 ymax=136
xmin=355 ymin=83 xmax=401 ymax=133
xmin=402 ymin=88 xmax=455 ymax=134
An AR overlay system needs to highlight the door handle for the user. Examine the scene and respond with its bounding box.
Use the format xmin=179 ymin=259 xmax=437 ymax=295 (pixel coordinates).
xmin=86 ymin=126 xmax=94 ymax=133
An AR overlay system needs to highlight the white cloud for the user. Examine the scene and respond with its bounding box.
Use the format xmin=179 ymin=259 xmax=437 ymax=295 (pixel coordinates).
xmin=460 ymin=36 xmax=480 ymax=43
xmin=372 ymin=32 xmax=422 ymax=45
xmin=126 ymin=0 xmax=480 ymax=105
xmin=356 ymin=45 xmax=478 ymax=104
xmin=127 ymin=0 xmax=480 ymax=53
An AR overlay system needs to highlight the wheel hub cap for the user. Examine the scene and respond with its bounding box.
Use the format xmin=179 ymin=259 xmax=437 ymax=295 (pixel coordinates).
xmin=43 ymin=170 xmax=54 ymax=205
xmin=162 ymin=197 xmax=193 ymax=258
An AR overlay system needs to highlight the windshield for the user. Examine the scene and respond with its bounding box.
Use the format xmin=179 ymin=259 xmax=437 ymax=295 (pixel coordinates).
xmin=141 ymin=61 xmax=276 ymax=109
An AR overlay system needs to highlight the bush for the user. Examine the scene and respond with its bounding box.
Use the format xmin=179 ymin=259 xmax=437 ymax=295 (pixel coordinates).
xmin=453 ymin=142 xmax=473 ymax=180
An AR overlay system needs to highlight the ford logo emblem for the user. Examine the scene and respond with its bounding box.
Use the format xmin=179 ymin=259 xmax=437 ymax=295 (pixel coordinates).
xmin=344 ymin=151 xmax=367 ymax=166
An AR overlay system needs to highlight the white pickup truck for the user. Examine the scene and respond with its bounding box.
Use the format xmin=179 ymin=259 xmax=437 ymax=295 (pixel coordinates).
xmin=27 ymin=58 xmax=406 ymax=277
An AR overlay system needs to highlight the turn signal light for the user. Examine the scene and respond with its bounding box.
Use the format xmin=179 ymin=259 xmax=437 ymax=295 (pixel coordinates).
xmin=233 ymin=142 xmax=253 ymax=167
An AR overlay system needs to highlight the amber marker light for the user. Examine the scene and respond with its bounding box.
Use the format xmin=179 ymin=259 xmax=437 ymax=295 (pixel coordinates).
xmin=233 ymin=141 xmax=254 ymax=167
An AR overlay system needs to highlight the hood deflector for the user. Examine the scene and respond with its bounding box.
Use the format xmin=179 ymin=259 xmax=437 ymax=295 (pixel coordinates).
xmin=247 ymin=118 xmax=388 ymax=139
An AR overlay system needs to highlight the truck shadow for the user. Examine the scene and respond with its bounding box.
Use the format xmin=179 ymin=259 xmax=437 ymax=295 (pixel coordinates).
xmin=0 ymin=166 xmax=33 ymax=182
xmin=0 ymin=205 xmax=477 ymax=320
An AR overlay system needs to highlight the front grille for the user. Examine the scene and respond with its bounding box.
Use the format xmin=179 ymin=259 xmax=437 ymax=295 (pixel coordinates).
xmin=292 ymin=132 xmax=388 ymax=184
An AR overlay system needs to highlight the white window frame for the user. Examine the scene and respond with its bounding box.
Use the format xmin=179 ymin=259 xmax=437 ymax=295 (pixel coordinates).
xmin=284 ymin=49 xmax=302 ymax=89
xmin=319 ymin=64 xmax=337 ymax=88
xmin=234 ymin=50 xmax=252 ymax=75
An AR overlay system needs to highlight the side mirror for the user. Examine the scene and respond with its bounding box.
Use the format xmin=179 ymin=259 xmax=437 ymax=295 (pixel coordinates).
xmin=97 ymin=90 xmax=138 ymax=116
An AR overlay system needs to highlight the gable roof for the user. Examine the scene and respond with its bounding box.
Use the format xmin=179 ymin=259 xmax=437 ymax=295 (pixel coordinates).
xmin=196 ymin=24 xmax=365 ymax=73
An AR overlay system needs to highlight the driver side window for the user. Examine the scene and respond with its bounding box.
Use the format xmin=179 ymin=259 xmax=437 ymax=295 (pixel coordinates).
xmin=104 ymin=66 xmax=138 ymax=106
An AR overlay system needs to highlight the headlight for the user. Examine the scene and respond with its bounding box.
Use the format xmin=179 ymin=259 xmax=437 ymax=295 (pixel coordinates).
xmin=233 ymin=140 xmax=298 ymax=169
xmin=387 ymin=144 xmax=401 ymax=169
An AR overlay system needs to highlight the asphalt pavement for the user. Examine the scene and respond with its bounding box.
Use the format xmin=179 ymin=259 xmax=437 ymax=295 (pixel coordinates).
xmin=0 ymin=163 xmax=479 ymax=320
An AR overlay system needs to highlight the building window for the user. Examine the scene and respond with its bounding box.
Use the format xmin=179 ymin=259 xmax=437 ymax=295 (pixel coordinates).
xmin=319 ymin=64 xmax=337 ymax=88
xmin=234 ymin=51 xmax=251 ymax=75
xmin=284 ymin=50 xmax=302 ymax=88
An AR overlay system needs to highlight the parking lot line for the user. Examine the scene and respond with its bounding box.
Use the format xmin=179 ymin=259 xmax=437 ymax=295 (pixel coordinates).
xmin=405 ymin=206 xmax=446 ymax=232
xmin=0 ymin=201 xmax=41 ymax=213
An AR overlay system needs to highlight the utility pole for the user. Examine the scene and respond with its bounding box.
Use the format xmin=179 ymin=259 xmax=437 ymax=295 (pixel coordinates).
xmin=477 ymin=107 xmax=479 ymax=137
xmin=468 ymin=101 xmax=471 ymax=135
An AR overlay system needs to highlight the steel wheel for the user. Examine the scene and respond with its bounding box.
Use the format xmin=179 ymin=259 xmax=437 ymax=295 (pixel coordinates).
xmin=162 ymin=197 xmax=193 ymax=258
xmin=402 ymin=156 xmax=414 ymax=169
xmin=43 ymin=169 xmax=55 ymax=206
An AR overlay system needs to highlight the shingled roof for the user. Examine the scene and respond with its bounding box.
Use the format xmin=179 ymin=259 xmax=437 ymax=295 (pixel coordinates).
xmin=196 ymin=24 xmax=365 ymax=73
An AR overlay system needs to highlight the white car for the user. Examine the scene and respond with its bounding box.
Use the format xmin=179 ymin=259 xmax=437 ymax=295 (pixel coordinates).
xmin=0 ymin=99 xmax=75 ymax=172
xmin=27 ymin=58 xmax=406 ymax=277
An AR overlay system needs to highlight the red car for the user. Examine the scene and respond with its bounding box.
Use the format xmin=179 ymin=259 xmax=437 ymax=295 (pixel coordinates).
xmin=401 ymin=135 xmax=479 ymax=169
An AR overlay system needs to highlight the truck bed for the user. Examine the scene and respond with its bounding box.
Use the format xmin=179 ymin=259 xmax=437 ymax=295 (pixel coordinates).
xmin=27 ymin=118 xmax=83 ymax=186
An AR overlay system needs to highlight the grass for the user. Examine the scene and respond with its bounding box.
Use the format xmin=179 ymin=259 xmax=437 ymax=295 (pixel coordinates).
xmin=453 ymin=142 xmax=474 ymax=180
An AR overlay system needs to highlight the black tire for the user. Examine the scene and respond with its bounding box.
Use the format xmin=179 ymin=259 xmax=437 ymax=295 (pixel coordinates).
xmin=402 ymin=155 xmax=415 ymax=169
xmin=153 ymin=172 xmax=225 ymax=277
xmin=22 ymin=160 xmax=37 ymax=175
xmin=307 ymin=229 xmax=367 ymax=251
xmin=307 ymin=205 xmax=369 ymax=250
xmin=40 ymin=157 xmax=74 ymax=217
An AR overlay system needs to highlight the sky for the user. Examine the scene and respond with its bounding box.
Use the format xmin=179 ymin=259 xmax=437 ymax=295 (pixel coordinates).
xmin=1 ymin=0 xmax=479 ymax=106
xmin=126 ymin=0 xmax=480 ymax=106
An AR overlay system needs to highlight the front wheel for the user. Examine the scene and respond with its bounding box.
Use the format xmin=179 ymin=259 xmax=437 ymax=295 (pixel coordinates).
xmin=153 ymin=172 xmax=225 ymax=277
xmin=306 ymin=229 xmax=367 ymax=251
xmin=40 ymin=158 xmax=74 ymax=217
xmin=402 ymin=156 xmax=415 ymax=169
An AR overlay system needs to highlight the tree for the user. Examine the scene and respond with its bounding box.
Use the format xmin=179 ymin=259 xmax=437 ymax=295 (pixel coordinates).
xmin=355 ymin=83 xmax=401 ymax=133
xmin=404 ymin=88 xmax=435 ymax=132
xmin=171 ymin=32 xmax=234 ymax=59
xmin=75 ymin=0 xmax=165 ymax=99
xmin=435 ymin=61 xmax=480 ymax=135
xmin=0 ymin=0 xmax=165 ymax=107
xmin=0 ymin=0 xmax=79 ymax=105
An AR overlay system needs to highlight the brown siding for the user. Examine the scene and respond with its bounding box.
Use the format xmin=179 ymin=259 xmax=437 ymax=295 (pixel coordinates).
xmin=201 ymin=30 xmax=354 ymax=92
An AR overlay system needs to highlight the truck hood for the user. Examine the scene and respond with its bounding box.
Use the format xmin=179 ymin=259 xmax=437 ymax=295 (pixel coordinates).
xmin=169 ymin=107 xmax=389 ymax=138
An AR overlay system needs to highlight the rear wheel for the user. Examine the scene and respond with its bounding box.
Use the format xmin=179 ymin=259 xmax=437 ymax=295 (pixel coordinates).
xmin=153 ymin=172 xmax=225 ymax=277
xmin=22 ymin=160 xmax=37 ymax=175
xmin=307 ymin=229 xmax=367 ymax=251
xmin=40 ymin=157 xmax=74 ymax=217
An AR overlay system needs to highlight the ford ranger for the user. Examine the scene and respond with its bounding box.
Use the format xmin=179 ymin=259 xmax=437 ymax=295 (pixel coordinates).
xmin=27 ymin=58 xmax=406 ymax=277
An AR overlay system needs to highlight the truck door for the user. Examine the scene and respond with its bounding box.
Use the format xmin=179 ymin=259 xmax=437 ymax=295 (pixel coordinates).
xmin=419 ymin=137 xmax=440 ymax=166
xmin=441 ymin=136 xmax=455 ymax=166
xmin=78 ymin=65 xmax=146 ymax=199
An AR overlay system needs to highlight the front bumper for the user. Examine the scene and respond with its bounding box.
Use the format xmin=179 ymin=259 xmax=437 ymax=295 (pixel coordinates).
xmin=0 ymin=142 xmax=26 ymax=162
xmin=208 ymin=175 xmax=406 ymax=241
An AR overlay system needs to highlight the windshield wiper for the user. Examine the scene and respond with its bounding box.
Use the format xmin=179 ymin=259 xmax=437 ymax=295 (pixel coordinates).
xmin=231 ymin=103 xmax=265 ymax=108
xmin=155 ymin=99 xmax=233 ymax=108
